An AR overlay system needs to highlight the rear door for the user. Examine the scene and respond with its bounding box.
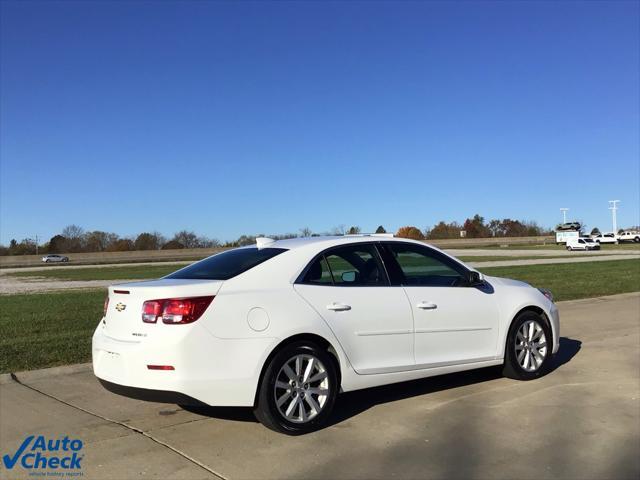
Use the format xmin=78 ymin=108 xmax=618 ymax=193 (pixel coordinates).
xmin=380 ymin=242 xmax=499 ymax=368
xmin=294 ymin=243 xmax=414 ymax=375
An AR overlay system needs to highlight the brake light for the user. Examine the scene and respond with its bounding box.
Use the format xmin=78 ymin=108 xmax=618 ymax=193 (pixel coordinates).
xmin=103 ymin=295 xmax=109 ymax=316
xmin=141 ymin=296 xmax=214 ymax=325
xmin=142 ymin=300 xmax=163 ymax=323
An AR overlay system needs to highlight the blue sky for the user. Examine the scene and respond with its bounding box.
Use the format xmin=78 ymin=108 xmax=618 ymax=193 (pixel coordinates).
xmin=1 ymin=0 xmax=638 ymax=244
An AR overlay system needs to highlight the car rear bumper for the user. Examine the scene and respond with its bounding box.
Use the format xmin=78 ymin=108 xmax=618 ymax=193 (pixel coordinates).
xmin=97 ymin=378 xmax=207 ymax=406
xmin=92 ymin=322 xmax=276 ymax=407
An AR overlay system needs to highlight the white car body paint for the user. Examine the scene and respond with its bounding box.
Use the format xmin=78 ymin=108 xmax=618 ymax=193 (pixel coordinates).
xmin=93 ymin=236 xmax=560 ymax=407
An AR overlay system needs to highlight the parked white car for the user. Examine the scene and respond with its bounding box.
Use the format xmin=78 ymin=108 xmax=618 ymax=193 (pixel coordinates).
xmin=93 ymin=235 xmax=560 ymax=434
xmin=617 ymin=231 xmax=640 ymax=243
xmin=566 ymin=238 xmax=600 ymax=251
xmin=41 ymin=254 xmax=69 ymax=263
xmin=592 ymin=233 xmax=618 ymax=244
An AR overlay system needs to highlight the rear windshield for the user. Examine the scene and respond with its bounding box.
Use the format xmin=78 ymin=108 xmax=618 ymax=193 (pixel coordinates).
xmin=166 ymin=247 xmax=287 ymax=280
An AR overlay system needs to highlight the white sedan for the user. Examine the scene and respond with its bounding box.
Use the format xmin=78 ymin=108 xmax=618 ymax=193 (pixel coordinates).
xmin=42 ymin=254 xmax=69 ymax=263
xmin=93 ymin=235 xmax=560 ymax=434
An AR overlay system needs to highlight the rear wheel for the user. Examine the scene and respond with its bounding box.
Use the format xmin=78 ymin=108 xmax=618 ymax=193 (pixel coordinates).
xmin=503 ymin=311 xmax=552 ymax=380
xmin=254 ymin=341 xmax=338 ymax=435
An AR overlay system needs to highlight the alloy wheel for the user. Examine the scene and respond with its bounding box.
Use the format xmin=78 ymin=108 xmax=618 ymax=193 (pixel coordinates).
xmin=274 ymin=354 xmax=329 ymax=423
xmin=515 ymin=320 xmax=548 ymax=372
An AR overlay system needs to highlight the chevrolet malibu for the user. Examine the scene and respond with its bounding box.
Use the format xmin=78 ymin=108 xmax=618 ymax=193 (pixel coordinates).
xmin=93 ymin=235 xmax=560 ymax=434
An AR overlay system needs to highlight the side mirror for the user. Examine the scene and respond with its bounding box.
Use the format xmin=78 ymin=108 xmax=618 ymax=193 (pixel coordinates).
xmin=467 ymin=271 xmax=484 ymax=286
xmin=341 ymin=271 xmax=357 ymax=283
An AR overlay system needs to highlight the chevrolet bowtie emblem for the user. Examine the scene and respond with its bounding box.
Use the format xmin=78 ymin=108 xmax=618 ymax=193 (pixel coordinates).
xmin=115 ymin=303 xmax=126 ymax=312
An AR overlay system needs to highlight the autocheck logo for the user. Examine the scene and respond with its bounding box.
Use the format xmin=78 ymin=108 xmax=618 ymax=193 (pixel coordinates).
xmin=2 ymin=435 xmax=84 ymax=473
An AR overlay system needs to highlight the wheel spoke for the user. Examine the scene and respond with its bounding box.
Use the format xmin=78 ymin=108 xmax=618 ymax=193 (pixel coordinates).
xmin=283 ymin=364 xmax=296 ymax=381
xmin=305 ymin=394 xmax=321 ymax=415
xmin=275 ymin=381 xmax=290 ymax=390
xmin=303 ymin=357 xmax=315 ymax=383
xmin=527 ymin=322 xmax=534 ymax=341
xmin=523 ymin=350 xmax=530 ymax=369
xmin=284 ymin=397 xmax=297 ymax=418
xmin=532 ymin=327 xmax=543 ymax=341
xmin=531 ymin=347 xmax=544 ymax=364
xmin=295 ymin=356 xmax=302 ymax=376
xmin=308 ymin=371 xmax=327 ymax=384
xmin=517 ymin=349 xmax=526 ymax=363
xmin=298 ymin=397 xmax=308 ymax=422
xmin=276 ymin=391 xmax=291 ymax=407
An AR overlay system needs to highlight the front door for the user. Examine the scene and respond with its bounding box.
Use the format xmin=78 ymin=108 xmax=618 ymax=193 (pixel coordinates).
xmin=380 ymin=242 xmax=500 ymax=368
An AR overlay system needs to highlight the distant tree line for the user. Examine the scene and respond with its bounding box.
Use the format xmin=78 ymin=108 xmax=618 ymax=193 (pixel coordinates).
xmin=396 ymin=214 xmax=553 ymax=241
xmin=0 ymin=216 xmax=555 ymax=256
xmin=0 ymin=225 xmax=221 ymax=256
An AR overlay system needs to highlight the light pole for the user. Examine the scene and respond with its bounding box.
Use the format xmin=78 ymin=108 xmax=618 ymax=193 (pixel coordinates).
xmin=560 ymin=208 xmax=569 ymax=224
xmin=609 ymin=200 xmax=620 ymax=233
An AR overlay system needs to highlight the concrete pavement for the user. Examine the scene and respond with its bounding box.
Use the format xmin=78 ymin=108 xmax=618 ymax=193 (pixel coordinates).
xmin=1 ymin=293 xmax=639 ymax=479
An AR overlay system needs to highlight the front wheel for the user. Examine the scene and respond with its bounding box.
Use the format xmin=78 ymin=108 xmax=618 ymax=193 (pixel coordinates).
xmin=254 ymin=342 xmax=339 ymax=435
xmin=503 ymin=311 xmax=553 ymax=380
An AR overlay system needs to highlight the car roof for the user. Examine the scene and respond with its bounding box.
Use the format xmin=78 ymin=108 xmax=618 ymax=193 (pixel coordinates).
xmin=256 ymin=234 xmax=428 ymax=251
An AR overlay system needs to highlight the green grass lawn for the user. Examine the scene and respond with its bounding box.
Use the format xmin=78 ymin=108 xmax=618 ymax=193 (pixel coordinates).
xmin=7 ymin=263 xmax=187 ymax=281
xmin=1 ymin=259 xmax=638 ymax=373
xmin=456 ymin=254 xmax=599 ymax=262
xmin=479 ymin=259 xmax=640 ymax=301
xmin=458 ymin=243 xmax=640 ymax=251
xmin=0 ymin=289 xmax=105 ymax=373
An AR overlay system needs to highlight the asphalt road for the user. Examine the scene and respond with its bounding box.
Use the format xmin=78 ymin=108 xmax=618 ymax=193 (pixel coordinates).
xmin=1 ymin=293 xmax=638 ymax=479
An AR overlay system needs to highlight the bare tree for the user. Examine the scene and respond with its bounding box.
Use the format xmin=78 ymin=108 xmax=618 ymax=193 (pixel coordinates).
xmin=331 ymin=224 xmax=346 ymax=236
xmin=299 ymin=227 xmax=313 ymax=237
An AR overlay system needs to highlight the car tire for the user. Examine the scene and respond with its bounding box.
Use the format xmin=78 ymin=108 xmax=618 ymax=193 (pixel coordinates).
xmin=253 ymin=341 xmax=339 ymax=435
xmin=503 ymin=311 xmax=553 ymax=380
xmin=566 ymin=246 xmax=571 ymax=251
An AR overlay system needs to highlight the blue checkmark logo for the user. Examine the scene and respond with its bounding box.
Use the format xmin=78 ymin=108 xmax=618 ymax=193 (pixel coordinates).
xmin=2 ymin=435 xmax=34 ymax=469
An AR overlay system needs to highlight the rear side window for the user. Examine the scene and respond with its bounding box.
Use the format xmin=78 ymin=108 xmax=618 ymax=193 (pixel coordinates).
xmin=301 ymin=244 xmax=387 ymax=286
xmin=166 ymin=247 xmax=287 ymax=280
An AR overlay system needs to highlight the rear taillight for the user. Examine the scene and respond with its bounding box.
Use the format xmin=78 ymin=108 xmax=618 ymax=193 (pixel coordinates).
xmin=141 ymin=296 xmax=214 ymax=325
xmin=103 ymin=295 xmax=109 ymax=316
xmin=142 ymin=300 xmax=163 ymax=323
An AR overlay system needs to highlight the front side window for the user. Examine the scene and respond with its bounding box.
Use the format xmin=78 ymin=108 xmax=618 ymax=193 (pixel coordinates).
xmin=383 ymin=243 xmax=466 ymax=287
xmin=301 ymin=244 xmax=387 ymax=286
xmin=166 ymin=247 xmax=287 ymax=280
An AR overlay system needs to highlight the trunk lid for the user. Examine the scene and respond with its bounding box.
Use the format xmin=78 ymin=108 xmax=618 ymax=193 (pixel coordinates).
xmin=104 ymin=279 xmax=224 ymax=341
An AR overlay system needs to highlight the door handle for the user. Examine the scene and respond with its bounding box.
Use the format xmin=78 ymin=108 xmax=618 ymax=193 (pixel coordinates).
xmin=417 ymin=301 xmax=438 ymax=310
xmin=327 ymin=302 xmax=352 ymax=312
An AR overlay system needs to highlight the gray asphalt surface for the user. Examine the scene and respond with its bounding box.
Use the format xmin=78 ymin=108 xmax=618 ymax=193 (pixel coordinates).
xmin=1 ymin=293 xmax=638 ymax=479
